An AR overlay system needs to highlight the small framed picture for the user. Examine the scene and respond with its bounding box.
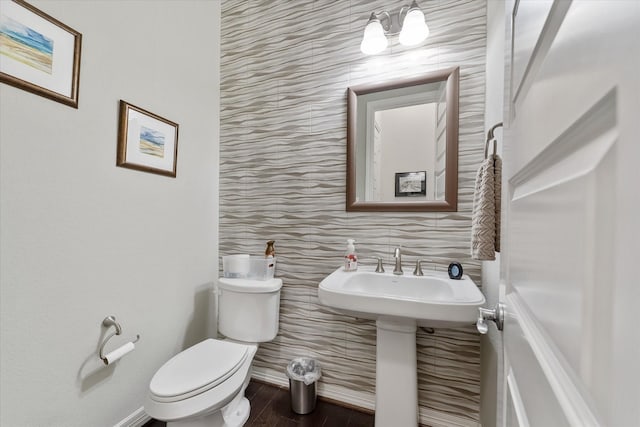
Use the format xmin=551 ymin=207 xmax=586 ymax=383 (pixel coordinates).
xmin=395 ymin=171 xmax=426 ymax=197
xmin=0 ymin=0 xmax=82 ymax=108
xmin=116 ymin=100 xmax=179 ymax=177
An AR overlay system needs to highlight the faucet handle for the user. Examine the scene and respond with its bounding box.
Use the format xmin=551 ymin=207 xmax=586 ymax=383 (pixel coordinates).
xmin=413 ymin=259 xmax=433 ymax=276
xmin=375 ymin=257 xmax=385 ymax=273
xmin=413 ymin=259 xmax=424 ymax=276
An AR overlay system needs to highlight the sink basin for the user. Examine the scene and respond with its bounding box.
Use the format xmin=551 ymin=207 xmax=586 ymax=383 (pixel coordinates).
xmin=318 ymin=266 xmax=485 ymax=328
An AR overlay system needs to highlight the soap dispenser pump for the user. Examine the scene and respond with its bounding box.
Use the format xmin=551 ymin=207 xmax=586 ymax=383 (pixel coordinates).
xmin=344 ymin=239 xmax=358 ymax=272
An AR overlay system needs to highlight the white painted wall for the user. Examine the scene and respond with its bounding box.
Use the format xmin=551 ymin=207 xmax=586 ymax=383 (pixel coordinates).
xmin=480 ymin=1 xmax=505 ymax=427
xmin=0 ymin=1 xmax=220 ymax=426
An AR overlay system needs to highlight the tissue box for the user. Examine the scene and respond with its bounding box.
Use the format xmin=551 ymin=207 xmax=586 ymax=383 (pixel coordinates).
xmin=223 ymin=255 xmax=276 ymax=281
xmin=222 ymin=254 xmax=250 ymax=278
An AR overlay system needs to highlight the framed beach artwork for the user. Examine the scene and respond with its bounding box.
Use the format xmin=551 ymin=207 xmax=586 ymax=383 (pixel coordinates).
xmin=0 ymin=0 xmax=82 ymax=108
xmin=395 ymin=171 xmax=427 ymax=197
xmin=117 ymin=100 xmax=179 ymax=178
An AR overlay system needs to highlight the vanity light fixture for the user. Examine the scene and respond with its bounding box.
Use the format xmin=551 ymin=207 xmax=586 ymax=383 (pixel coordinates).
xmin=360 ymin=0 xmax=430 ymax=55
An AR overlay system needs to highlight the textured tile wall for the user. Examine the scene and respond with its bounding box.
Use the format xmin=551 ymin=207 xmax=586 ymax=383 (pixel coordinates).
xmin=219 ymin=1 xmax=486 ymax=425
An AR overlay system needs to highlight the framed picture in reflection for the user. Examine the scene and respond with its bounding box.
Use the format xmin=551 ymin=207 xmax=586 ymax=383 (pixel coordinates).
xmin=395 ymin=171 xmax=426 ymax=197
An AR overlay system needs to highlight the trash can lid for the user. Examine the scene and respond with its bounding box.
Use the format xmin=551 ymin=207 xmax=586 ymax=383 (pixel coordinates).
xmin=287 ymin=357 xmax=322 ymax=384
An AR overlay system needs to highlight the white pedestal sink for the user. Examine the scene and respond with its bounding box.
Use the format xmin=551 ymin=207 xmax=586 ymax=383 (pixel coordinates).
xmin=318 ymin=266 xmax=485 ymax=427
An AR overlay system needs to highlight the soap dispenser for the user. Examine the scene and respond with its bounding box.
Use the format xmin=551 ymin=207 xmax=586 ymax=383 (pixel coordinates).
xmin=265 ymin=240 xmax=276 ymax=258
xmin=344 ymin=239 xmax=358 ymax=272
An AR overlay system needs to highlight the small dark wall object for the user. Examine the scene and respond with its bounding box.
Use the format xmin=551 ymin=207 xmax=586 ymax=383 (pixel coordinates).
xmin=448 ymin=262 xmax=463 ymax=280
xmin=395 ymin=171 xmax=427 ymax=197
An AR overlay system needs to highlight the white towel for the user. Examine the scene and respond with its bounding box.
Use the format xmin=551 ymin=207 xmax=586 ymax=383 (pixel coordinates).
xmin=471 ymin=154 xmax=502 ymax=260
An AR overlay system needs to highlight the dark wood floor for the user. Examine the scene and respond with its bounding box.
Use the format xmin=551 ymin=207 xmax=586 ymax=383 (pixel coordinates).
xmin=144 ymin=380 xmax=374 ymax=427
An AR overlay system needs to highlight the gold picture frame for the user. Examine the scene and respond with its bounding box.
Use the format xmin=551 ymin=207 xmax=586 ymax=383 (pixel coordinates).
xmin=116 ymin=100 xmax=179 ymax=178
xmin=0 ymin=0 xmax=82 ymax=108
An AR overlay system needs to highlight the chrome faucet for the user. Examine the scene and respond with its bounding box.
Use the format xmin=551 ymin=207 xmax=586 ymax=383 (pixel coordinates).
xmin=393 ymin=247 xmax=403 ymax=275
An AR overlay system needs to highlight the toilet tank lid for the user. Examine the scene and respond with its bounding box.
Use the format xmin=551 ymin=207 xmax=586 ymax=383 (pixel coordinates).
xmin=217 ymin=277 xmax=282 ymax=293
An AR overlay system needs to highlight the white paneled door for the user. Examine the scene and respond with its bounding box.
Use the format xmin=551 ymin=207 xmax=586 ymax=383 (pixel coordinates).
xmin=501 ymin=1 xmax=639 ymax=426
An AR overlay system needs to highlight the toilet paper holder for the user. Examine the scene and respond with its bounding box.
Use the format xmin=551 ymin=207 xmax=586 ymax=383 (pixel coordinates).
xmin=99 ymin=315 xmax=140 ymax=364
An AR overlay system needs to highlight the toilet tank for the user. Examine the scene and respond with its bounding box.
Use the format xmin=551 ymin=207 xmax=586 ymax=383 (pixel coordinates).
xmin=216 ymin=277 xmax=282 ymax=342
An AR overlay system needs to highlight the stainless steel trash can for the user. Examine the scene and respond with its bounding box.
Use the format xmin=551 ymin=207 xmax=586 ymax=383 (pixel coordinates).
xmin=286 ymin=357 xmax=321 ymax=415
xmin=289 ymin=378 xmax=317 ymax=414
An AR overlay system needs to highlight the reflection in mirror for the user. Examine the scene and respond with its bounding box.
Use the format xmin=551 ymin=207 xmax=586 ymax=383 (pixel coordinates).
xmin=347 ymin=67 xmax=459 ymax=212
xmin=366 ymin=87 xmax=445 ymax=202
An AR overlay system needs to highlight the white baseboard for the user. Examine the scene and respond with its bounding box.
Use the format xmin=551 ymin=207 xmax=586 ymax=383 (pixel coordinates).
xmin=420 ymin=408 xmax=481 ymax=427
xmin=251 ymin=366 xmax=480 ymax=427
xmin=113 ymin=406 xmax=151 ymax=427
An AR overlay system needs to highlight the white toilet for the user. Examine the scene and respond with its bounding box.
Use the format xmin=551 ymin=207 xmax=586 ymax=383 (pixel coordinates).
xmin=144 ymin=277 xmax=283 ymax=427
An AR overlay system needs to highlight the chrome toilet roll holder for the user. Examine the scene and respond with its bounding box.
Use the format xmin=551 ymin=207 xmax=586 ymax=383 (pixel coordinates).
xmin=99 ymin=315 xmax=140 ymax=364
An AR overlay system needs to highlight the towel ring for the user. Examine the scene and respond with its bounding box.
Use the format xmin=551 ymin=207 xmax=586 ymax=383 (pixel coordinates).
xmin=484 ymin=122 xmax=503 ymax=159
xmin=484 ymin=139 xmax=498 ymax=159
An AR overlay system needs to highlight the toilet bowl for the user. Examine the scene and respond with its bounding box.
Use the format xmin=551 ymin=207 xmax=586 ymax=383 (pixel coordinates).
xmin=144 ymin=277 xmax=283 ymax=427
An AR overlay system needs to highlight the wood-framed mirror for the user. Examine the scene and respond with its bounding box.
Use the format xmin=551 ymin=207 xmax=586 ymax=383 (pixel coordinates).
xmin=346 ymin=67 xmax=459 ymax=212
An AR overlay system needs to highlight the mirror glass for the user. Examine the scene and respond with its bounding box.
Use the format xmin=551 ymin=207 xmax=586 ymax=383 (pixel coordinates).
xmin=346 ymin=67 xmax=459 ymax=212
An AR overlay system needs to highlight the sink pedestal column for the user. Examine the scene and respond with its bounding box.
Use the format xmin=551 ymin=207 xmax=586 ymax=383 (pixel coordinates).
xmin=375 ymin=318 xmax=418 ymax=427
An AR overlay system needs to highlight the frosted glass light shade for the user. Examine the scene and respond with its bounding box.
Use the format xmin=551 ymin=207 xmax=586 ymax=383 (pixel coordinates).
xmin=360 ymin=19 xmax=388 ymax=55
xmin=399 ymin=8 xmax=429 ymax=46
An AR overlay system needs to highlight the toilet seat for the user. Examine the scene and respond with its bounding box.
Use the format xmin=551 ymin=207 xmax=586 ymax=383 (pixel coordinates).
xmin=144 ymin=339 xmax=258 ymax=425
xmin=149 ymin=339 xmax=250 ymax=403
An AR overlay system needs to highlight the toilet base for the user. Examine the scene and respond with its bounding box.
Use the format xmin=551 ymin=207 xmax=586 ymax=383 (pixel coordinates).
xmin=167 ymin=411 xmax=224 ymax=427
xmin=222 ymin=396 xmax=250 ymax=426
xmin=166 ymin=390 xmax=250 ymax=427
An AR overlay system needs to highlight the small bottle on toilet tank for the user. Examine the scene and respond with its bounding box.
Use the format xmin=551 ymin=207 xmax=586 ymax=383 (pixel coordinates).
xmin=265 ymin=240 xmax=275 ymax=258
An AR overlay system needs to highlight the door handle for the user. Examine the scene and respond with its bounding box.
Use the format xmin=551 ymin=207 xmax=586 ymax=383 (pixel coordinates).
xmin=477 ymin=303 xmax=505 ymax=334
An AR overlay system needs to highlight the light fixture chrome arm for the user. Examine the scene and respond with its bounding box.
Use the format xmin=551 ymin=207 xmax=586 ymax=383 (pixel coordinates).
xmin=371 ymin=1 xmax=421 ymax=35
xmin=377 ymin=11 xmax=392 ymax=32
